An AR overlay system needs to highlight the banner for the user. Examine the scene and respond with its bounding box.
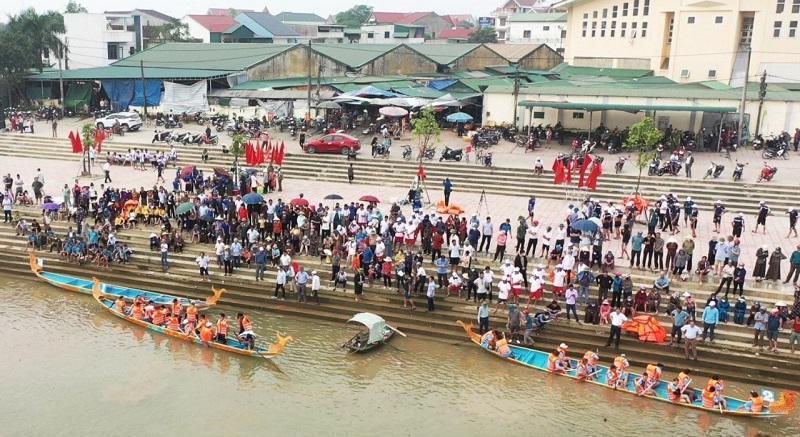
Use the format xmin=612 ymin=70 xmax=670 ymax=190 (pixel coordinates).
xmin=551 ymin=158 xmax=565 ymax=185
xmin=578 ymin=154 xmax=594 ymax=188
xmin=160 ymin=81 xmax=209 ymax=114
xmin=130 ymin=79 xmax=162 ymax=107
xmin=586 ymin=162 xmax=603 ymax=190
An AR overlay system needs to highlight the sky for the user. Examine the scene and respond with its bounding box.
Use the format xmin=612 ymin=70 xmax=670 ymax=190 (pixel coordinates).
xmin=0 ymin=0 xmax=496 ymax=21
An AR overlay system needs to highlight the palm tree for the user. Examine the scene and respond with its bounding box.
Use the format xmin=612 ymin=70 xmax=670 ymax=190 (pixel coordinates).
xmin=8 ymin=8 xmax=66 ymax=71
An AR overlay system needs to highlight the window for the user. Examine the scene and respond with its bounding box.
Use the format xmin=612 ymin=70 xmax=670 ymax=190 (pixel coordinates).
xmin=583 ymin=13 xmax=588 ymax=19
xmin=499 ymin=18 xmax=506 ymax=26
xmin=593 ymin=10 xmax=598 ymax=18
xmin=790 ymin=21 xmax=798 ymax=37
xmin=688 ymin=16 xmax=695 ymax=24
xmin=523 ymin=30 xmax=532 ymax=38
xmin=592 ymin=21 xmax=597 ymax=37
xmin=774 ymin=20 xmax=783 ymax=37
xmin=623 ymin=2 xmax=628 ymax=16
xmin=641 ymin=22 xmax=648 ymax=37
xmin=561 ymin=29 xmax=567 ymax=38
xmin=367 ymin=32 xmax=374 ymax=39
xmin=715 ymin=16 xmax=724 ymax=24
xmin=602 ymin=8 xmax=608 ymax=18
xmin=633 ymin=0 xmax=639 ymax=16
xmin=572 ymin=112 xmax=585 ymax=119
xmin=708 ymin=70 xmax=717 ymax=79
xmin=612 ymin=6 xmax=618 ymax=18
xmin=680 ymin=69 xmax=690 ymax=78
xmin=107 ymin=42 xmax=121 ymax=60
xmin=384 ymin=31 xmax=390 ymax=38
xmin=621 ymin=22 xmax=627 ymax=37
xmin=632 ymin=21 xmax=638 ymax=38
xmin=777 ymin=0 xmax=785 ymax=13
xmin=533 ymin=111 xmax=545 ymax=119
xmin=582 ymin=21 xmax=588 ymax=37
xmin=601 ymin=24 xmax=606 ymax=37
xmin=794 ymin=0 xmax=800 ymax=13
xmin=667 ymin=17 xmax=674 ymax=43
xmin=543 ymin=25 xmax=550 ymax=31
xmin=644 ymin=0 xmax=650 ymax=16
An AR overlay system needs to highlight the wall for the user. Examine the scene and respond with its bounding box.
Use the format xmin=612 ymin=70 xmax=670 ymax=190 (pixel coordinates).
xmin=360 ymin=25 xmax=424 ymax=44
xmin=507 ymin=21 xmax=566 ymax=50
xmin=59 ymin=13 xmax=137 ymax=69
xmin=411 ymin=15 xmax=452 ymax=39
xmin=449 ymin=45 xmax=508 ymax=71
xmin=362 ymin=45 xmax=438 ymax=76
xmin=181 ymin=16 xmax=210 ymax=43
xmin=518 ymin=45 xmax=564 ymax=70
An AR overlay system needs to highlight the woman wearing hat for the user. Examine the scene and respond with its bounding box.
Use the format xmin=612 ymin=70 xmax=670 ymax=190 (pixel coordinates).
xmin=753 ymin=246 xmax=769 ymax=281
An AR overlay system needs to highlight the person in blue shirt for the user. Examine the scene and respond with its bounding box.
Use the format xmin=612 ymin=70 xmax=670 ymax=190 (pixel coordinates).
xmin=631 ymin=232 xmax=644 ymax=268
xmin=499 ymin=218 xmax=512 ymax=235
xmin=701 ymin=301 xmax=720 ymax=342
xmin=527 ymin=196 xmax=536 ymax=217
xmin=434 ymin=255 xmax=448 ymax=288
xmin=254 ymin=247 xmax=268 ymax=281
xmin=361 ymin=246 xmax=374 ymax=276
xmin=668 ymin=306 xmax=690 ymax=346
xmin=611 ymin=272 xmax=623 ymax=307
xmin=653 ymin=271 xmax=670 ymax=294
xmin=443 ymin=178 xmax=453 ymax=206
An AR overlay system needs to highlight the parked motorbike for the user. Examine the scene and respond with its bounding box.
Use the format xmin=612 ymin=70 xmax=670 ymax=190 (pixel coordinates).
xmin=401 ymin=144 xmax=412 ymax=161
xmin=614 ymin=157 xmax=627 ymax=174
xmin=762 ymin=142 xmax=790 ymax=160
xmin=373 ymin=143 xmax=391 ymax=158
xmin=420 ymin=146 xmax=436 ymax=161
xmin=732 ymin=161 xmax=746 ymax=181
xmin=757 ymin=163 xmax=778 ymax=182
xmin=703 ymin=162 xmax=725 ymax=179
xmin=482 ymin=152 xmax=493 ymax=168
xmin=751 ymin=134 xmax=765 ymax=150
xmin=172 ymin=132 xmax=192 ymax=144
xmin=152 ymin=130 xmax=173 ymax=144
xmin=439 ymin=146 xmax=463 ymax=162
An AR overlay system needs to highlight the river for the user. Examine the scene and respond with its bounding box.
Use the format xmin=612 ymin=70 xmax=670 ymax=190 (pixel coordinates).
xmin=0 ymin=275 xmax=793 ymax=436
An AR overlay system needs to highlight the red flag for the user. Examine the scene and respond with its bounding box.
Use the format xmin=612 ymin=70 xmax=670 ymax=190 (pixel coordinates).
xmin=551 ymin=158 xmax=565 ymax=185
xmin=75 ymin=131 xmax=84 ymax=154
xmin=417 ymin=165 xmax=426 ymax=181
xmin=586 ymin=162 xmax=603 ymax=190
xmin=564 ymin=157 xmax=575 ymax=184
xmin=246 ymin=141 xmax=254 ymax=165
xmin=277 ymin=141 xmax=285 ymax=166
xmin=94 ymin=128 xmax=105 ymax=153
xmin=266 ymin=141 xmax=273 ymax=163
xmin=68 ymin=131 xmax=79 ymax=153
xmin=270 ymin=142 xmax=278 ymax=164
xmin=578 ymin=154 xmax=594 ymax=187
xmin=256 ymin=142 xmax=265 ymax=165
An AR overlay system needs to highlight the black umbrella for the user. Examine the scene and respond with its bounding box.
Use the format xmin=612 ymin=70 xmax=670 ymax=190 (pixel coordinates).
xmin=324 ymin=194 xmax=344 ymax=200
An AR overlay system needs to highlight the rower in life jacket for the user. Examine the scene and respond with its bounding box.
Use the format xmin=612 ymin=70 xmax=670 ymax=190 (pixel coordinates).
xmin=676 ymin=369 xmax=696 ymax=402
xmin=547 ymin=350 xmax=566 ymax=373
xmin=576 ymin=358 xmax=591 ymax=381
xmin=556 ymin=343 xmax=571 ymax=369
xmin=216 ymin=314 xmax=229 ymax=344
xmin=667 ymin=378 xmax=692 ymax=404
xmin=612 ymin=354 xmax=630 ymax=387
xmin=495 ymin=333 xmax=512 ymax=358
xmin=237 ymin=312 xmax=256 ymax=350
xmin=480 ymin=330 xmax=497 ymax=350
xmin=171 ymin=299 xmax=182 ymax=318
xmin=199 ymin=322 xmax=215 ymax=343
xmin=705 ymin=375 xmax=727 ymax=409
xmin=114 ymin=296 xmax=127 ymax=314
xmin=739 ymin=390 xmax=767 ymax=413
xmin=635 ymin=363 xmax=663 ymax=395
xmin=701 ymin=385 xmax=725 ymax=410
xmin=606 ymin=365 xmax=621 ymax=388
xmin=167 ymin=315 xmax=181 ymax=331
xmin=583 ymin=350 xmax=599 ymax=376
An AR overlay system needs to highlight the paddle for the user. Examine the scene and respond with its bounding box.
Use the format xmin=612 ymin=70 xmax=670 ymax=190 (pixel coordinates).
xmin=679 ymin=378 xmax=693 ymax=395
xmin=384 ymin=342 xmax=406 ymax=353
xmin=387 ymin=325 xmax=407 ymax=337
xmin=638 ymin=380 xmax=658 ymax=397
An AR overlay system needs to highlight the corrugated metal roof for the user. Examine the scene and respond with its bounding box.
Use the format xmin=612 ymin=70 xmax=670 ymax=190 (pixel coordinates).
xmin=311 ymin=43 xmax=402 ymax=68
xmin=28 ymin=65 xmax=233 ymax=81
xmin=112 ymin=43 xmax=298 ymax=71
xmin=457 ymin=77 xmax=516 ymax=92
xmin=274 ymin=12 xmax=325 ymax=23
xmin=508 ymin=12 xmax=567 ymax=22
xmin=236 ymin=12 xmax=299 ymax=37
xmin=389 ymin=86 xmax=444 ymax=98
xmin=519 ymin=101 xmax=737 ymax=113
xmin=549 ymin=63 xmax=653 ymax=79
xmin=485 ymin=43 xmax=544 ymax=62
xmin=406 ymin=43 xmax=482 ymax=66
xmin=210 ymin=89 xmax=334 ymax=99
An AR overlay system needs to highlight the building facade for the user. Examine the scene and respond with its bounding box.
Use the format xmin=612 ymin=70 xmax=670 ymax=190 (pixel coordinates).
xmin=492 ymin=0 xmax=561 ymax=40
xmin=507 ymin=12 xmax=567 ymax=51
xmin=181 ymin=15 xmax=235 ymax=43
xmin=54 ymin=13 xmax=139 ymax=69
xmin=359 ymin=25 xmax=425 ymax=44
xmin=558 ymin=0 xmax=800 ymax=84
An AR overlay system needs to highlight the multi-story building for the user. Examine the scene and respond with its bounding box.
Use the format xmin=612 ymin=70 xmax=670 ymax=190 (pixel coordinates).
xmin=368 ymin=12 xmax=453 ymax=39
xmin=507 ymin=12 xmax=567 ymax=52
xmin=492 ymin=0 xmax=561 ymax=41
xmin=181 ymin=15 xmax=235 ymax=43
xmin=51 ymin=13 xmax=140 ymax=69
xmin=557 ymin=0 xmax=800 ymax=84
xmin=104 ymin=9 xmax=176 ymax=48
xmin=275 ymin=12 xmax=346 ymax=43
xmin=359 ymin=24 xmax=425 ymax=44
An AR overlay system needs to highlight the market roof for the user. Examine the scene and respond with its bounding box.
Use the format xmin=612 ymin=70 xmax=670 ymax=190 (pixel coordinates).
xmin=484 ymin=43 xmax=551 ymax=63
xmin=112 ymin=43 xmax=297 ymax=71
xmin=407 ymin=43 xmax=482 ymax=66
xmin=185 ymin=15 xmax=236 ymax=33
xmin=28 ymin=65 xmax=232 ymax=81
xmin=508 ymin=12 xmax=567 ymax=22
xmin=274 ymin=12 xmax=325 ymax=23
xmin=312 ymin=43 xmax=402 ymax=68
xmin=519 ymin=101 xmax=738 ymax=113
xmin=549 ymin=63 xmax=653 ymax=79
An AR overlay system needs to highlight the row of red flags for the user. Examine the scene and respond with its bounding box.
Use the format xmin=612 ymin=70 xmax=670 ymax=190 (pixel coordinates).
xmin=246 ymin=140 xmax=285 ymax=166
xmin=67 ymin=129 xmax=106 ymax=154
xmin=552 ymin=154 xmax=602 ymax=190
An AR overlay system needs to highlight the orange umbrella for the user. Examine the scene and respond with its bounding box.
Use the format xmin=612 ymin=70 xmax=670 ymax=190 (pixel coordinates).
xmin=622 ymin=315 xmax=667 ymax=343
xmin=435 ymin=200 xmax=464 ymax=215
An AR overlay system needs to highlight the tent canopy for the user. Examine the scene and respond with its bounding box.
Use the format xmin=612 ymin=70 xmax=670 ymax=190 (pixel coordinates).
xmin=347 ymin=312 xmax=387 ymax=345
xmin=519 ymin=100 xmax=737 ymax=114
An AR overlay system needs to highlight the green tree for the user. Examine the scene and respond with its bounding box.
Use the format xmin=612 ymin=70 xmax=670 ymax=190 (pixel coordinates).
xmin=624 ymin=116 xmax=662 ymax=192
xmin=335 ymin=5 xmax=373 ymax=27
xmin=467 ymin=27 xmax=498 ymax=43
xmin=7 ymin=8 xmax=66 ymax=71
xmin=230 ymin=133 xmax=246 ymax=187
xmin=0 ymin=28 xmax=38 ymax=104
xmin=153 ymin=21 xmax=192 ymax=42
xmin=64 ymin=1 xmax=88 ymax=13
xmin=81 ymin=122 xmax=94 ymax=174
xmin=411 ymin=108 xmax=441 ymax=161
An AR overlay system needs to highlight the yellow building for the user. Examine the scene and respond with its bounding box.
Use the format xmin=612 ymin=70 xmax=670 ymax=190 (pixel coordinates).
xmin=557 ymin=0 xmax=800 ymax=84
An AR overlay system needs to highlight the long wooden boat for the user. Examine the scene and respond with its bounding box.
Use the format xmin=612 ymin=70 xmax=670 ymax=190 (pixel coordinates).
xmin=29 ymin=252 xmax=222 ymax=309
xmin=92 ymin=279 xmax=291 ymax=359
xmin=343 ymin=312 xmax=404 ymax=353
xmin=456 ymin=321 xmax=796 ymax=418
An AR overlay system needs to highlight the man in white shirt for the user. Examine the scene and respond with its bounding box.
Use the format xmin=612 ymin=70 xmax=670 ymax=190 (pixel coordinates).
xmin=310 ymin=270 xmax=321 ymax=305
xmin=102 ymin=162 xmax=112 ymax=183
xmin=605 ymin=307 xmax=628 ymax=349
xmin=564 ymin=285 xmax=580 ymax=323
xmin=494 ymin=277 xmax=511 ymax=314
xmin=681 ymin=319 xmax=703 ymax=360
xmin=526 ymin=221 xmax=540 ymax=257
xmin=195 ymin=252 xmax=210 ymax=281
xmin=479 ymin=217 xmax=494 ymax=254
xmin=552 ymin=265 xmax=567 ymax=297
xmin=274 ymin=268 xmax=287 ymax=299
xmin=214 ymin=238 xmax=225 ymax=268
xmin=426 ymin=279 xmax=437 ymax=312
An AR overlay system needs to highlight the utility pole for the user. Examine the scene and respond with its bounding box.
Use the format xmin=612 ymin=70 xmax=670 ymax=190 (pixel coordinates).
xmin=754 ymin=70 xmax=767 ymax=136
xmin=140 ymin=60 xmax=147 ymax=119
xmin=58 ymin=56 xmax=65 ymax=118
xmin=735 ymin=47 xmax=751 ymax=148
xmin=306 ymin=40 xmax=312 ymax=123
xmin=512 ymin=63 xmax=520 ymax=130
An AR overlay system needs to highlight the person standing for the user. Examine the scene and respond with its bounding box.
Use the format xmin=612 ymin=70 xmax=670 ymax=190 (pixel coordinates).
xmin=296 ymin=267 xmax=309 ymax=303
xmin=254 ymin=247 xmax=267 ymax=281
xmin=310 ymin=270 xmax=321 ymax=305
xmin=766 ymin=308 xmax=782 ymax=353
xmin=102 ymin=161 xmax=112 ymax=183
xmin=274 ymin=268 xmax=287 ymax=299
xmin=684 ymin=151 xmax=694 ymax=178
xmin=789 ymin=314 xmax=800 ymax=353
xmin=51 ymin=119 xmax=57 ymax=138
xmin=753 ymin=201 xmax=770 ymax=234
xmin=426 ymin=278 xmax=436 ymax=312
xmin=564 ymin=284 xmax=580 ymax=323
xmin=605 ymin=307 xmax=627 ymax=349
xmin=477 ymin=301 xmax=490 ymax=334
xmin=442 ymin=177 xmax=452 ymax=206
xmin=753 ymin=307 xmax=768 ymax=349
xmin=2 ymin=194 xmax=12 ymax=223
xmin=667 ymin=305 xmax=689 ymax=347
xmin=347 ymin=164 xmax=354 ymax=184
xmin=787 ymin=208 xmax=798 ymax=238
xmin=195 ymin=252 xmax=210 ymax=281
xmin=479 ymin=217 xmax=493 ymax=254
xmin=681 ymin=319 xmax=702 ymax=360
xmin=160 ymin=240 xmax=169 ymax=271
xmin=701 ymin=301 xmax=719 ymax=342
xmin=784 ymin=244 xmax=800 ymax=285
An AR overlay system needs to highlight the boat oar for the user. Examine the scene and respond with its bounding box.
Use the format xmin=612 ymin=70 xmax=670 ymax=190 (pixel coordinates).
xmin=387 ymin=325 xmax=407 ymax=337
xmin=679 ymin=378 xmax=693 ymax=395
xmin=583 ymin=370 xmax=602 ymax=381
xmin=384 ymin=342 xmax=406 ymax=353
xmin=638 ymin=380 xmax=658 ymax=396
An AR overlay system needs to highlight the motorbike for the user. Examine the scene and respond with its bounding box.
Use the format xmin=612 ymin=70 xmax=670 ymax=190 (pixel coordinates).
xmin=185 ymin=133 xmax=219 ymax=145
xmin=703 ymin=162 xmax=725 ymax=179
xmin=649 ymin=158 xmax=682 ymax=176
xmin=373 ymin=143 xmax=391 ymax=158
xmin=580 ymin=140 xmax=596 ymax=156
xmin=482 ymin=152 xmax=493 ymax=168
xmin=420 ymin=146 xmax=436 ymax=161
xmin=172 ymin=132 xmax=192 ymax=144
xmin=152 ymin=130 xmax=173 ymax=144
xmin=762 ymin=142 xmax=790 ymax=160
xmin=732 ymin=161 xmax=746 ymax=181
xmin=757 ymin=163 xmax=778 ymax=182
xmin=401 ymin=145 xmax=412 ymax=161
xmin=362 ymin=123 xmax=376 ymax=136
xmin=439 ymin=146 xmax=463 ymax=162
xmin=751 ymin=134 xmax=765 ymax=150
xmin=614 ymin=157 xmax=627 ymax=174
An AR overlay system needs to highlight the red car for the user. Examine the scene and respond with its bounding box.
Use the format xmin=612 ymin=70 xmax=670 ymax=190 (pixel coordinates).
xmin=302 ymin=133 xmax=360 ymax=155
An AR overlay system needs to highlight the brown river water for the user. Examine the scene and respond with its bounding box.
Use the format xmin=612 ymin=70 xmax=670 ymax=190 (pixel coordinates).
xmin=0 ymin=275 xmax=795 ymax=436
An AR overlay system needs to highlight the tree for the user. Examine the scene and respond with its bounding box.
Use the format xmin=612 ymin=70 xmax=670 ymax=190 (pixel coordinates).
xmin=153 ymin=21 xmax=192 ymax=42
xmin=624 ymin=116 xmax=662 ymax=192
xmin=64 ymin=1 xmax=88 ymax=13
xmin=230 ymin=133 xmax=246 ymax=187
xmin=81 ymin=122 xmax=94 ymax=175
xmin=467 ymin=27 xmax=498 ymax=43
xmin=335 ymin=5 xmax=373 ymax=27
xmin=0 ymin=28 xmax=38 ymax=104
xmin=411 ymin=108 xmax=441 ymax=161
xmin=7 ymin=8 xmax=66 ymax=72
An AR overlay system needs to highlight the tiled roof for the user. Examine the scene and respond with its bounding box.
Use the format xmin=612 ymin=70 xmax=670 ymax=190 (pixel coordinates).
xmin=438 ymin=28 xmax=476 ymax=40
xmin=372 ymin=11 xmax=435 ymax=25
xmin=208 ymin=8 xmax=254 ymax=16
xmin=185 ymin=15 xmax=236 ymax=33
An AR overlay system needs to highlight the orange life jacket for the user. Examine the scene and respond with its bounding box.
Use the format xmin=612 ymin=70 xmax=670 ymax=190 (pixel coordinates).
xmin=677 ymin=372 xmax=690 ymax=390
xmin=583 ymin=351 xmax=598 ymax=365
xmin=115 ymin=298 xmax=126 ymax=312
xmin=167 ymin=316 xmax=180 ymax=331
xmin=152 ymin=310 xmax=165 ymax=325
xmin=702 ymin=389 xmax=716 ymax=408
xmin=496 ymin=338 xmax=510 ymax=356
xmin=607 ymin=368 xmax=619 ymax=385
xmin=668 ymin=383 xmax=681 ymax=401
xmin=547 ymin=353 xmax=559 ymax=371
xmin=645 ymin=364 xmax=661 ymax=381
xmin=172 ymin=302 xmax=182 ymax=315
xmin=707 ymin=378 xmax=723 ymax=392
xmin=217 ymin=319 xmax=228 ymax=336
xmin=131 ymin=305 xmax=144 ymax=320
xmin=242 ymin=316 xmax=253 ymax=331
xmin=614 ymin=356 xmax=628 ymax=371
xmin=186 ymin=306 xmax=198 ymax=322
xmin=750 ymin=396 xmax=763 ymax=412
xmin=200 ymin=327 xmax=213 ymax=342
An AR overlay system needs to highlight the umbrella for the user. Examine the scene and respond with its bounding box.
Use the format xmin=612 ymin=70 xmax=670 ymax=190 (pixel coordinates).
xmin=213 ymin=167 xmax=230 ymax=177
xmin=359 ymin=195 xmax=380 ymax=203
xmin=175 ymin=202 xmax=195 ymax=215
xmin=446 ymin=112 xmax=473 ymax=123
xmin=243 ymin=192 xmax=264 ymax=205
xmin=290 ymin=198 xmax=309 ymax=207
xmin=317 ymin=101 xmax=342 ymax=110
xmin=324 ymin=194 xmax=344 ymax=200
xmin=588 ymin=217 xmax=602 ymax=227
xmin=379 ymin=106 xmax=408 ymax=117
xmin=570 ymin=219 xmax=599 ymax=233
xmin=42 ymin=202 xmax=60 ymax=212
xmin=622 ymin=315 xmax=668 ymax=343
xmin=180 ymin=165 xmax=196 ymax=178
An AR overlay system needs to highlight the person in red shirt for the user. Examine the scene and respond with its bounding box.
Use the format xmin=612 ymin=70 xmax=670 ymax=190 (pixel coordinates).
xmin=790 ymin=314 xmax=800 ymax=354
xmin=431 ymin=231 xmax=444 ymax=263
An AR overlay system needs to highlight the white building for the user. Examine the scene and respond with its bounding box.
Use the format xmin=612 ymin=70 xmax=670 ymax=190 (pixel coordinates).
xmin=54 ymin=13 xmax=139 ymax=69
xmin=507 ymin=12 xmax=567 ymax=52
xmin=492 ymin=0 xmax=562 ymax=41
xmin=181 ymin=15 xmax=235 ymax=43
xmin=275 ymin=12 xmax=346 ymax=43
xmin=359 ymin=24 xmax=425 ymax=44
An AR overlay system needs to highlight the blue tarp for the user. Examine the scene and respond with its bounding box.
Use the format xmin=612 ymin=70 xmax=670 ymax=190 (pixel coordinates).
xmin=429 ymin=79 xmax=458 ymax=91
xmin=101 ymin=80 xmax=135 ymax=112
xmin=342 ymin=85 xmax=398 ymax=97
xmin=130 ymin=79 xmax=162 ymax=107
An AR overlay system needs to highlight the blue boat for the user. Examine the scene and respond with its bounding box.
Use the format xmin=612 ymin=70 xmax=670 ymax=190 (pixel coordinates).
xmin=457 ymin=321 xmax=796 ymax=418
xmin=30 ymin=252 xmax=222 ymax=309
